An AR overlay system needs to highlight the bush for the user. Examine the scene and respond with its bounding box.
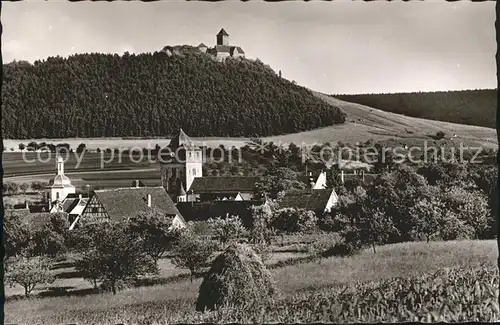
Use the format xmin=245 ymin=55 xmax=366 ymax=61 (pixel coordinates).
xmin=196 ymin=243 xmax=279 ymax=312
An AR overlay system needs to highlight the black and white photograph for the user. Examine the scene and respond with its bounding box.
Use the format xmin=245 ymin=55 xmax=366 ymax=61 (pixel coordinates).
xmin=1 ymin=1 xmax=498 ymax=324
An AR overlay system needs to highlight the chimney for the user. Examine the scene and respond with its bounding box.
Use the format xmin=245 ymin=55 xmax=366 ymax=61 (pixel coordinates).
xmin=135 ymin=180 xmax=140 ymax=188
xmin=25 ymin=201 xmax=29 ymax=210
xmin=340 ymin=170 xmax=345 ymax=184
xmin=147 ymin=194 xmax=152 ymax=207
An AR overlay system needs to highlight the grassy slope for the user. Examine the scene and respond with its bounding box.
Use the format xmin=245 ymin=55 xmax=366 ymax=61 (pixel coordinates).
xmin=264 ymin=92 xmax=497 ymax=149
xmin=5 ymin=240 xmax=496 ymax=324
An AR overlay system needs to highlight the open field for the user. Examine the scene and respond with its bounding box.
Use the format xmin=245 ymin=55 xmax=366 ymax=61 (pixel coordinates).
xmin=264 ymin=92 xmax=497 ymax=149
xmin=3 ymin=94 xmax=497 ymax=158
xmin=5 ymin=239 xmax=497 ymax=324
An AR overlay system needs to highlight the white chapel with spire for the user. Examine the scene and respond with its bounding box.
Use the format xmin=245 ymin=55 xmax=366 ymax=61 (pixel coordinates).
xmin=48 ymin=156 xmax=75 ymax=204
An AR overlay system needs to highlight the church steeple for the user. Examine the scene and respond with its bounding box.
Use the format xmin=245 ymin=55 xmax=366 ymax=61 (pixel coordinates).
xmin=160 ymin=129 xmax=203 ymax=200
xmin=57 ymin=156 xmax=65 ymax=175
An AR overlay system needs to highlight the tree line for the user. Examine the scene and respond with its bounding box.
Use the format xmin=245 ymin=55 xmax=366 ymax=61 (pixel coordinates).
xmin=3 ymin=48 xmax=346 ymax=139
xmin=332 ymin=89 xmax=496 ymax=128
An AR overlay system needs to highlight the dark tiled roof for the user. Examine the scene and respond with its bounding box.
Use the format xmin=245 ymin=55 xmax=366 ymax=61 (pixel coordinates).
xmin=278 ymin=189 xmax=335 ymax=213
xmin=93 ymin=187 xmax=182 ymax=221
xmin=189 ymin=177 xmax=259 ymax=193
xmin=217 ymin=28 xmax=229 ymax=36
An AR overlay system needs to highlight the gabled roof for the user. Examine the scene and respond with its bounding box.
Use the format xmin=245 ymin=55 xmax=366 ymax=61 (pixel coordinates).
xmin=63 ymin=197 xmax=88 ymax=215
xmin=230 ymin=46 xmax=245 ymax=55
xmin=278 ymin=189 xmax=335 ymax=213
xmin=168 ymin=128 xmax=197 ymax=149
xmin=92 ymin=187 xmax=182 ymax=221
xmin=217 ymin=28 xmax=229 ymax=36
xmin=189 ymin=177 xmax=259 ymax=194
xmin=198 ymin=43 xmax=208 ymax=48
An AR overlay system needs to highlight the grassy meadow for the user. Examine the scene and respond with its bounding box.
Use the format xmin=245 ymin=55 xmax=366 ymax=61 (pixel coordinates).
xmin=5 ymin=239 xmax=497 ymax=324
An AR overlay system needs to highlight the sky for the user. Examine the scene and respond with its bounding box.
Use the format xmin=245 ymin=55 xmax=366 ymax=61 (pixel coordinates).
xmin=2 ymin=1 xmax=496 ymax=94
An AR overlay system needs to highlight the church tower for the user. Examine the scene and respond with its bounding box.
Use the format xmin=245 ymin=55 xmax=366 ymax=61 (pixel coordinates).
xmin=159 ymin=129 xmax=203 ymax=200
xmin=216 ymin=28 xmax=229 ymax=46
xmin=48 ymin=156 xmax=76 ymax=204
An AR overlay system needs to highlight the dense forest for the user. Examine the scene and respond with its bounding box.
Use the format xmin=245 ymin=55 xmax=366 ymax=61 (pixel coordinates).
xmin=2 ymin=46 xmax=346 ymax=139
xmin=333 ymin=89 xmax=496 ymax=128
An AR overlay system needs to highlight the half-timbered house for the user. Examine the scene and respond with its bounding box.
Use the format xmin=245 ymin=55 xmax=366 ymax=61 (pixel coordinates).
xmin=77 ymin=186 xmax=186 ymax=229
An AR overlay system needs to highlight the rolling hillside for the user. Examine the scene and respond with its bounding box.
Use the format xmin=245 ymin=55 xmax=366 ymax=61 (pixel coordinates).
xmin=264 ymin=92 xmax=497 ymax=149
xmin=333 ymin=89 xmax=496 ymax=128
xmin=2 ymin=47 xmax=345 ymax=139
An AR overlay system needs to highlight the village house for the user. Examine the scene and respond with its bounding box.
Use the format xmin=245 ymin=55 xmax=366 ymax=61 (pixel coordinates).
xmin=77 ymin=186 xmax=186 ymax=230
xmin=50 ymin=193 xmax=89 ymax=229
xmin=188 ymin=176 xmax=259 ymax=202
xmin=278 ymin=188 xmax=339 ymax=218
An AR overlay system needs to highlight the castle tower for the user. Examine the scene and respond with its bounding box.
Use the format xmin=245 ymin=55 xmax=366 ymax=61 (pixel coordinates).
xmin=216 ymin=28 xmax=229 ymax=46
xmin=159 ymin=129 xmax=203 ymax=200
xmin=49 ymin=156 xmax=76 ymax=204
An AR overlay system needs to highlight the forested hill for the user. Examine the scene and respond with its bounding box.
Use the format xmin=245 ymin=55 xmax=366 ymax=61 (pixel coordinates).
xmin=2 ymin=46 xmax=345 ymax=139
xmin=332 ymin=89 xmax=496 ymax=129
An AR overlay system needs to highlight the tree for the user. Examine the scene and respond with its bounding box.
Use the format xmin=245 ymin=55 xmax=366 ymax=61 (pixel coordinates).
xmin=272 ymin=208 xmax=318 ymax=233
xmin=409 ymin=197 xmax=443 ymax=242
xmin=254 ymin=167 xmax=305 ymax=200
xmin=18 ymin=143 xmax=26 ymax=151
xmin=27 ymin=141 xmax=39 ymax=151
xmin=28 ymin=213 xmax=70 ymax=257
xmin=171 ymin=231 xmax=217 ymax=282
xmin=75 ymin=222 xmax=157 ymax=294
xmin=5 ymin=182 xmax=19 ymax=195
xmin=19 ymin=182 xmax=29 ymax=198
xmin=207 ymin=215 xmax=247 ymax=248
xmin=31 ymin=181 xmax=47 ymax=192
xmin=4 ymin=212 xmax=31 ymax=258
xmin=76 ymin=143 xmax=87 ymax=153
xmin=126 ymin=208 xmax=180 ymax=264
xmin=334 ymin=186 xmax=397 ymax=253
xmin=5 ymin=256 xmax=55 ymax=297
xmin=441 ymin=187 xmax=491 ymax=239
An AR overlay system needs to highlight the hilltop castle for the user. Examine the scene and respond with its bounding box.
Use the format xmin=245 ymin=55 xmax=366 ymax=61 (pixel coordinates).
xmin=197 ymin=29 xmax=245 ymax=62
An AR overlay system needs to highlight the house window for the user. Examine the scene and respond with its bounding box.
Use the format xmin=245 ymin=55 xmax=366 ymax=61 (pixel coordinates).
xmin=92 ymin=207 xmax=98 ymax=213
xmin=189 ymin=152 xmax=192 ymax=158
xmin=192 ymin=168 xmax=196 ymax=176
xmin=56 ymin=192 xmax=60 ymax=200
